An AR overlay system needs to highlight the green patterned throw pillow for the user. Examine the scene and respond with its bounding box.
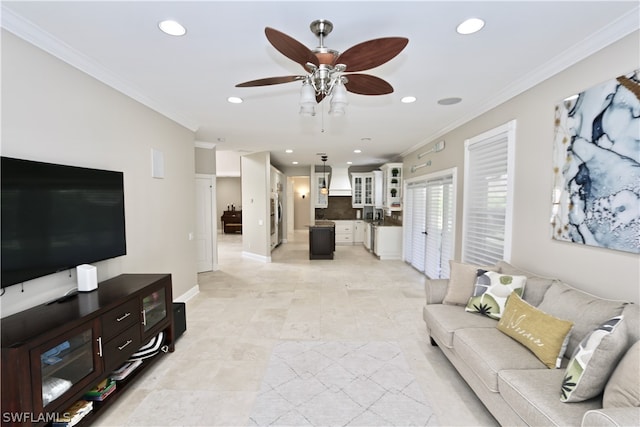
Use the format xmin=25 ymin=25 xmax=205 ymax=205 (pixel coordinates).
xmin=465 ymin=271 xmax=527 ymax=320
xmin=561 ymin=315 xmax=626 ymax=402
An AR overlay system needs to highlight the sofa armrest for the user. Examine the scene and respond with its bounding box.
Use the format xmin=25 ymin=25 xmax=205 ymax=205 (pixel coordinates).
xmin=425 ymin=279 xmax=449 ymax=305
xmin=582 ymin=408 xmax=640 ymax=426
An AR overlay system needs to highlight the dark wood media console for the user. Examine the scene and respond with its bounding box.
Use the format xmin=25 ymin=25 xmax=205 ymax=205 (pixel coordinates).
xmin=1 ymin=274 xmax=174 ymax=426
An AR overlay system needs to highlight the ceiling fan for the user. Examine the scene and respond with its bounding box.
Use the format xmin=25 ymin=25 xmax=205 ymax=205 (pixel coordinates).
xmin=236 ymin=19 xmax=408 ymax=115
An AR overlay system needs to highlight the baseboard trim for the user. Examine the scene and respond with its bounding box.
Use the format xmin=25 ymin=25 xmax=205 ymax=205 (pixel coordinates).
xmin=174 ymin=284 xmax=199 ymax=303
xmin=242 ymin=251 xmax=271 ymax=263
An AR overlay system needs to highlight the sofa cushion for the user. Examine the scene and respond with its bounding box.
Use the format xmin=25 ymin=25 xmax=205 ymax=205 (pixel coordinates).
xmin=537 ymin=282 xmax=627 ymax=357
xmin=497 ymin=293 xmax=574 ymax=368
xmin=464 ymin=271 xmax=527 ymax=320
xmin=495 ymin=261 xmax=556 ymax=306
xmin=423 ymin=304 xmax=497 ymax=348
xmin=582 ymin=408 xmax=640 ymax=427
xmin=603 ymin=340 xmax=640 ymax=408
xmin=562 ymin=316 xmax=627 ymax=402
xmin=499 ymin=369 xmax=602 ymax=427
xmin=443 ymin=260 xmax=491 ymax=306
xmin=453 ymin=328 xmax=546 ymax=392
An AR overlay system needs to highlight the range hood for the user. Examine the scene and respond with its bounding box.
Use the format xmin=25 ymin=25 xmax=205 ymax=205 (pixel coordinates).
xmin=328 ymin=167 xmax=352 ymax=196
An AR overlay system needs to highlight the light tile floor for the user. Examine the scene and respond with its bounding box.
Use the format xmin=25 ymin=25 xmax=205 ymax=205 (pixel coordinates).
xmin=96 ymin=231 xmax=498 ymax=426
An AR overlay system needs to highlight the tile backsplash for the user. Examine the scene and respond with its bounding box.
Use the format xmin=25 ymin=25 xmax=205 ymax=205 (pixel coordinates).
xmin=315 ymin=196 xmax=358 ymax=220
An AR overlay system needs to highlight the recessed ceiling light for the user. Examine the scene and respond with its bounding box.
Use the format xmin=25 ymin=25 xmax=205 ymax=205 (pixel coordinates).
xmin=227 ymin=96 xmax=243 ymax=104
xmin=354 ymin=149 xmax=362 ymax=154
xmin=285 ymin=149 xmax=293 ymax=153
xmin=347 ymin=161 xmax=353 ymax=165
xmin=437 ymin=97 xmax=462 ymax=106
xmin=292 ymin=161 xmax=299 ymax=165
xmin=401 ymin=96 xmax=417 ymax=103
xmin=158 ymin=20 xmax=187 ymax=36
xmin=457 ymin=18 xmax=485 ymax=35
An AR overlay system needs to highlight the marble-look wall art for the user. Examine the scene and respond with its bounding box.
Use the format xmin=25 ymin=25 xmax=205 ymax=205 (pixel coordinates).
xmin=551 ymin=70 xmax=640 ymax=254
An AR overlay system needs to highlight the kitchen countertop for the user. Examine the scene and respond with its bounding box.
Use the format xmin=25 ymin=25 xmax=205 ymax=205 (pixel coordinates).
xmin=308 ymin=220 xmax=335 ymax=228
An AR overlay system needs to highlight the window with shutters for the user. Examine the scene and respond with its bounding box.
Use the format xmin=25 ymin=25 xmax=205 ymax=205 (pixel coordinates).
xmin=462 ymin=120 xmax=516 ymax=265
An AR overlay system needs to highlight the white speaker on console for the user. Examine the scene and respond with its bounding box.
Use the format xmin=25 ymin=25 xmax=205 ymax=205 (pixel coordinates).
xmin=77 ymin=264 xmax=98 ymax=292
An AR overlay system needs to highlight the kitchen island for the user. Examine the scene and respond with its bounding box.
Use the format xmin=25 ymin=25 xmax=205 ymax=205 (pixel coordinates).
xmin=308 ymin=221 xmax=335 ymax=259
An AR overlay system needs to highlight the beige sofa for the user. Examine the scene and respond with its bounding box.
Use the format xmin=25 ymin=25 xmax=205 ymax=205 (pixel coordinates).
xmin=423 ymin=261 xmax=640 ymax=426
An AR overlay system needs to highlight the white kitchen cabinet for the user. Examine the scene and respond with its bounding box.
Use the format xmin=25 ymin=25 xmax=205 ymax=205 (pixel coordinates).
xmin=351 ymin=173 xmax=365 ymax=207
xmin=353 ymin=220 xmax=365 ymax=243
xmin=374 ymin=226 xmax=403 ymax=260
xmin=363 ymin=222 xmax=372 ymax=250
xmin=333 ymin=220 xmax=354 ymax=245
xmin=372 ymin=170 xmax=383 ymax=208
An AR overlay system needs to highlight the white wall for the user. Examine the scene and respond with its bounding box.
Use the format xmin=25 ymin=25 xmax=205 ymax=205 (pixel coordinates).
xmin=240 ymin=152 xmax=271 ymax=260
xmin=216 ymin=150 xmax=241 ymax=177
xmin=1 ymin=31 xmax=198 ymax=316
xmin=403 ymin=31 xmax=639 ymax=303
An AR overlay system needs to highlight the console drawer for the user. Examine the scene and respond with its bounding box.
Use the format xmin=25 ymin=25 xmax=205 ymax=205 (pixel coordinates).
xmin=102 ymin=327 xmax=141 ymax=373
xmin=101 ymin=298 xmax=139 ymax=341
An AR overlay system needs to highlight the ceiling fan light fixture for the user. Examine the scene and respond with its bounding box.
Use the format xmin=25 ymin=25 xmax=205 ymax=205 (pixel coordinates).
xmin=457 ymin=18 xmax=485 ymax=35
xmin=158 ymin=20 xmax=186 ymax=36
xmin=299 ymin=80 xmax=317 ymax=116
xmin=329 ymin=79 xmax=348 ymax=116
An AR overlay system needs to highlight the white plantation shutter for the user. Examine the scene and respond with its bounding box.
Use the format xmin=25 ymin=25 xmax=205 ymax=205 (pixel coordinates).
xmin=406 ymin=182 xmax=427 ymax=272
xmin=403 ymin=184 xmax=415 ymax=265
xmin=462 ymin=121 xmax=516 ymax=265
xmin=425 ymin=175 xmax=454 ymax=278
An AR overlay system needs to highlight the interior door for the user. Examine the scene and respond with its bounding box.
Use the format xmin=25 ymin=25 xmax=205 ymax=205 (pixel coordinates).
xmin=195 ymin=175 xmax=216 ymax=272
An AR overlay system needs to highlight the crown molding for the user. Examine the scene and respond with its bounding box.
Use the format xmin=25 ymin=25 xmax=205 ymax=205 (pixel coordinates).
xmin=1 ymin=6 xmax=200 ymax=132
xmin=195 ymin=141 xmax=216 ymax=150
xmin=401 ymin=6 xmax=640 ymax=158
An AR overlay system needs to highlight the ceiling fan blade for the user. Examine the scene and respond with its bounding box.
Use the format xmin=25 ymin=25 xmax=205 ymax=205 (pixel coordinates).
xmin=344 ymin=74 xmax=394 ymax=95
xmin=336 ymin=37 xmax=408 ymax=72
xmin=265 ymin=27 xmax=320 ymax=71
xmin=235 ymin=75 xmax=305 ymax=87
xmin=316 ymin=93 xmax=326 ymax=104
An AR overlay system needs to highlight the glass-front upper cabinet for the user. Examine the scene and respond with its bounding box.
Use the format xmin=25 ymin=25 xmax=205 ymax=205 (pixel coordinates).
xmin=352 ymin=174 xmax=364 ymax=207
xmin=141 ymin=286 xmax=168 ymax=339
xmin=31 ymin=320 xmax=102 ymax=412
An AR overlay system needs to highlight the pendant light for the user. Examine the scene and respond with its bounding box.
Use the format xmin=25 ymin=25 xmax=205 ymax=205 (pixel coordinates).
xmin=320 ymin=155 xmax=329 ymax=195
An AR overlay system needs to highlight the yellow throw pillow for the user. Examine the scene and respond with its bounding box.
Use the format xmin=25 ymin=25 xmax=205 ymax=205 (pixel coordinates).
xmin=497 ymin=293 xmax=574 ymax=369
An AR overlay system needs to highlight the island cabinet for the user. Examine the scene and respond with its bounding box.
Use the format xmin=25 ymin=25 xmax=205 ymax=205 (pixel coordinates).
xmin=309 ymin=222 xmax=335 ymax=259
xmin=1 ymin=274 xmax=174 ymax=427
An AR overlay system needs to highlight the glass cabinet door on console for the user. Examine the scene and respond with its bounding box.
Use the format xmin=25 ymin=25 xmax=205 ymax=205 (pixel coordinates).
xmin=30 ymin=320 xmax=102 ymax=413
xmin=141 ymin=285 xmax=169 ymax=340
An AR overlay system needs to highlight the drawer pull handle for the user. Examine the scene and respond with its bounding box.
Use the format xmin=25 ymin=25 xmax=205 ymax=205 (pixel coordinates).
xmin=116 ymin=312 xmax=131 ymax=322
xmin=97 ymin=337 xmax=103 ymax=357
xmin=118 ymin=339 xmax=133 ymax=351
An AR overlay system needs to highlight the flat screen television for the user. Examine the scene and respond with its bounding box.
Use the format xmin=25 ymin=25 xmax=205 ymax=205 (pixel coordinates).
xmin=1 ymin=156 xmax=127 ymax=288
